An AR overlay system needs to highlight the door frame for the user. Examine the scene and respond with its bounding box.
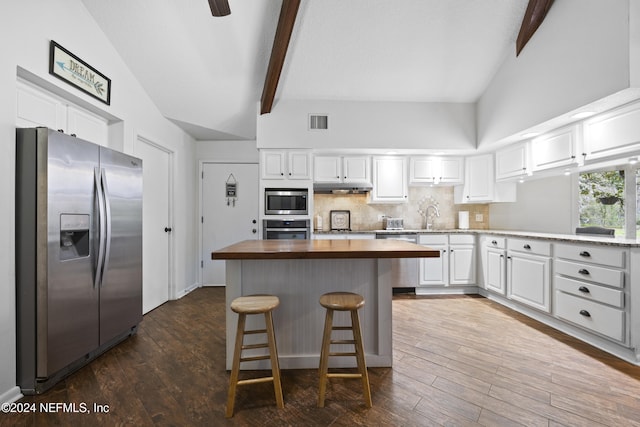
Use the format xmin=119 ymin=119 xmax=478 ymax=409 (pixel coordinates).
xmin=198 ymin=160 xmax=258 ymax=286
xmin=135 ymin=132 xmax=176 ymax=301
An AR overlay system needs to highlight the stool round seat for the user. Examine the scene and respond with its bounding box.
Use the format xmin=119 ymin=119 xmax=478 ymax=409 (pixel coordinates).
xmin=231 ymin=295 xmax=279 ymax=314
xmin=319 ymin=292 xmax=364 ymax=311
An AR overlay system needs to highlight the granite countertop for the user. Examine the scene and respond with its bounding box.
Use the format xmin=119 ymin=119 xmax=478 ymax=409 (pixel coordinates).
xmin=314 ymin=229 xmax=640 ymax=247
xmin=212 ymin=239 xmax=441 ymax=260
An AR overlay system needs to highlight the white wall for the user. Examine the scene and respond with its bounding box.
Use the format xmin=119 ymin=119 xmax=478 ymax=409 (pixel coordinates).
xmin=477 ymin=0 xmax=632 ymax=149
xmin=489 ymin=175 xmax=574 ymax=234
xmin=257 ymin=100 xmax=476 ymax=151
xmin=196 ymin=140 xmax=259 ymax=162
xmin=0 ymin=0 xmax=197 ymax=402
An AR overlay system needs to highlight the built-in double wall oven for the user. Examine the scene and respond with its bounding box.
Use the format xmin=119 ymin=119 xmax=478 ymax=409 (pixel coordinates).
xmin=263 ymin=219 xmax=310 ymax=240
xmin=263 ymin=188 xmax=310 ymax=239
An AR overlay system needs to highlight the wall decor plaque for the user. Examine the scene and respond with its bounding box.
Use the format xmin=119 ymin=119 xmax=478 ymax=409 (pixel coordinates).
xmin=49 ymin=40 xmax=111 ymax=105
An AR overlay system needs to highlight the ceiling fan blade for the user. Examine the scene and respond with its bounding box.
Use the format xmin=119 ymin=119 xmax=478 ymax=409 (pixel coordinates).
xmin=208 ymin=0 xmax=230 ymax=17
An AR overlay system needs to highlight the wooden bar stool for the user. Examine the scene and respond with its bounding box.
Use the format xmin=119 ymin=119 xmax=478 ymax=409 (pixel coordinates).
xmin=317 ymin=292 xmax=372 ymax=408
xmin=226 ymin=295 xmax=284 ymax=418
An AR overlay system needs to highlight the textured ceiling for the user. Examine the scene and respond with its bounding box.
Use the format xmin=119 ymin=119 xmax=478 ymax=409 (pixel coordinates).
xmin=81 ymin=0 xmax=529 ymax=140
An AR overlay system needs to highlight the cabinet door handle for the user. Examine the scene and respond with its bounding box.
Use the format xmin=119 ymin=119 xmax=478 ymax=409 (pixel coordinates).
xmin=579 ymin=309 xmax=591 ymax=317
xmin=578 ymin=286 xmax=590 ymax=293
xmin=579 ymin=251 xmax=591 ymax=257
xmin=523 ymin=244 xmax=531 ymax=250
xmin=499 ymin=254 xmax=504 ymax=259
xmin=491 ymin=240 xmax=497 ymax=245
xmin=578 ymin=269 xmax=590 ymax=275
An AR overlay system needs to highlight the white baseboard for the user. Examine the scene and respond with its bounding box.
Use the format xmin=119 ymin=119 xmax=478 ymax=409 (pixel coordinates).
xmin=1 ymin=386 xmax=23 ymax=404
xmin=174 ymin=283 xmax=200 ymax=300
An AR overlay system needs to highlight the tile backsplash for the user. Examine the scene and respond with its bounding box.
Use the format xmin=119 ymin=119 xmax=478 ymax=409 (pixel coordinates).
xmin=313 ymin=186 xmax=489 ymax=231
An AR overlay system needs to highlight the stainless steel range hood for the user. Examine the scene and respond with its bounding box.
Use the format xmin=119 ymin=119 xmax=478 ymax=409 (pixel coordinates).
xmin=313 ymin=182 xmax=373 ymax=194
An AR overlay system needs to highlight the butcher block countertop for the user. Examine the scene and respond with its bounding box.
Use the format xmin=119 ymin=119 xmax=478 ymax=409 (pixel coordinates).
xmin=212 ymin=239 xmax=440 ymax=260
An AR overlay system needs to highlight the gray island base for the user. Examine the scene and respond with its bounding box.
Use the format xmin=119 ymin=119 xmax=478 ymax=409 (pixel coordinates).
xmin=212 ymin=239 xmax=439 ymax=370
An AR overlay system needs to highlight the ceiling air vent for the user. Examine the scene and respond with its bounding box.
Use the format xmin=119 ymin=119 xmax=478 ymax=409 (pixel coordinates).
xmin=308 ymin=114 xmax=328 ymax=130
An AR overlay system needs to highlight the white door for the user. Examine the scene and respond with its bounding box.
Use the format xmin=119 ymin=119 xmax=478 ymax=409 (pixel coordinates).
xmin=136 ymin=137 xmax=171 ymax=313
xmin=202 ymin=163 xmax=259 ymax=286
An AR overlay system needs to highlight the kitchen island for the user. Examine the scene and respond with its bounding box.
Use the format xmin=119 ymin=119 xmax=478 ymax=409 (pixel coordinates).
xmin=212 ymin=239 xmax=439 ymax=370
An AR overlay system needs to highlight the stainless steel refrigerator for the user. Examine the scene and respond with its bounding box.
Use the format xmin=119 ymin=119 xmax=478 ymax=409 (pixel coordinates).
xmin=16 ymin=127 xmax=143 ymax=394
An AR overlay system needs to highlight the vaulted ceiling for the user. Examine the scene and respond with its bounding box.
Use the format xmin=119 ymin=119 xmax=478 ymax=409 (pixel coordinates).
xmin=81 ymin=0 xmax=530 ymax=140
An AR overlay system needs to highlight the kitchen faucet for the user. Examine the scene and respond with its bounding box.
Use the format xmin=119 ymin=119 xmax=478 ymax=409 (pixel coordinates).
xmin=425 ymin=204 xmax=440 ymax=230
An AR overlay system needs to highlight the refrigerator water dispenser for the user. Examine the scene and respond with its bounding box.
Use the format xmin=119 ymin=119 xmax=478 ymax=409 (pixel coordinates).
xmin=59 ymin=214 xmax=90 ymax=260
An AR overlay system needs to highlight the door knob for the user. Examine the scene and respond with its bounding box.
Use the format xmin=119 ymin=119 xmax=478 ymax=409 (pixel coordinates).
xmin=252 ymin=229 xmax=257 ymax=234
xmin=164 ymin=227 xmax=172 ymax=233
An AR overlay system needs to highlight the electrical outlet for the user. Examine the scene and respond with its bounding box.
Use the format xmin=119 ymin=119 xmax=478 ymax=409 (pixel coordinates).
xmin=378 ymin=214 xmax=385 ymax=221
xmin=475 ymin=213 xmax=483 ymax=222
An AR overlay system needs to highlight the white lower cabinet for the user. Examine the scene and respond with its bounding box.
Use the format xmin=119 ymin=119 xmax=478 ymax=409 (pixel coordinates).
xmin=481 ymin=236 xmax=506 ymax=295
xmin=553 ymin=242 xmax=628 ymax=344
xmin=418 ymin=234 xmax=475 ymax=288
xmin=418 ymin=235 xmax=448 ymax=286
xmin=506 ymin=238 xmax=551 ymax=313
xmin=449 ymin=235 xmax=476 ymax=285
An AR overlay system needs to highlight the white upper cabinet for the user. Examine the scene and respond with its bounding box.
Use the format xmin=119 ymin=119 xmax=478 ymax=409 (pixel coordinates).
xmin=314 ymin=155 xmax=370 ymax=184
xmin=583 ymin=101 xmax=640 ymax=161
xmin=261 ymin=150 xmax=311 ymax=180
xmin=371 ymin=156 xmax=408 ymax=203
xmin=16 ymin=80 xmax=108 ymax=146
xmin=495 ymin=143 xmax=529 ymax=180
xmin=531 ymin=125 xmax=580 ymax=171
xmin=313 ymin=156 xmax=342 ymax=183
xmin=458 ymin=154 xmax=494 ymax=202
xmin=410 ymin=157 xmax=463 ymax=185
xmin=343 ymin=156 xmax=371 ymax=183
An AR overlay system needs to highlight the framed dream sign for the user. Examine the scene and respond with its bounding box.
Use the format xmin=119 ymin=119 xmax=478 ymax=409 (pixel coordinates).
xmin=49 ymin=40 xmax=111 ymax=105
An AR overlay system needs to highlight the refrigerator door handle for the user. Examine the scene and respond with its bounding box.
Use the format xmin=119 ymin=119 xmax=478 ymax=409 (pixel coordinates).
xmin=101 ymin=168 xmax=112 ymax=286
xmin=94 ymin=167 xmax=107 ymax=288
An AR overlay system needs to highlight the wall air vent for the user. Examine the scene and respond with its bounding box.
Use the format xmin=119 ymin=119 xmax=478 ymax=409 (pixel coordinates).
xmin=308 ymin=114 xmax=328 ymax=130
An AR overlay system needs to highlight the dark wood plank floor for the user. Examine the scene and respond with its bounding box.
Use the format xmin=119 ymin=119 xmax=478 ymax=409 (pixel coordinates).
xmin=3 ymin=288 xmax=640 ymax=426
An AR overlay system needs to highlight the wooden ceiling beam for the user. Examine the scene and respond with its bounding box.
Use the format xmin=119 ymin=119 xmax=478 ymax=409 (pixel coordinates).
xmin=516 ymin=0 xmax=554 ymax=56
xmin=208 ymin=0 xmax=231 ymax=17
xmin=260 ymin=0 xmax=301 ymax=115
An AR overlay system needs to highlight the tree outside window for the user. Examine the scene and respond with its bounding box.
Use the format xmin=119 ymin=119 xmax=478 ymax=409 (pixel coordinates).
xmin=579 ymin=170 xmax=625 ymax=235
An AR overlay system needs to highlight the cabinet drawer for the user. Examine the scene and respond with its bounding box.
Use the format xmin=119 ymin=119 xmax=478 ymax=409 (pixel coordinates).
xmin=449 ymin=234 xmax=474 ymax=245
xmin=554 ymin=259 xmax=624 ymax=288
xmin=418 ymin=234 xmax=448 ymax=245
xmin=555 ymin=243 xmax=626 ymax=268
xmin=485 ymin=236 xmax=505 ymax=249
xmin=555 ymin=276 xmax=624 ymax=308
xmin=555 ymin=291 xmax=625 ymax=342
xmin=507 ymin=238 xmax=551 ymax=256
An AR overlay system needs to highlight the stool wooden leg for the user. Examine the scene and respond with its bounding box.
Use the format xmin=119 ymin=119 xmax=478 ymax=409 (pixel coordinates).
xmin=226 ymin=313 xmax=246 ymax=418
xmin=265 ymin=311 xmax=284 ymax=409
xmin=351 ymin=309 xmax=372 ymax=408
xmin=317 ymin=308 xmax=334 ymax=407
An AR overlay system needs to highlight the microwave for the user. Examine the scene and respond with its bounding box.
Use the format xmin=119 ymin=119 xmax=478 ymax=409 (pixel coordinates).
xmin=264 ymin=188 xmax=308 ymax=215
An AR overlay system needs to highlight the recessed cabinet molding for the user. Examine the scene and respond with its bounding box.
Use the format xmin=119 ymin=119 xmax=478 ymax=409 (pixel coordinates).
xmin=261 ymin=150 xmax=311 ymax=180
xmin=531 ymin=125 xmax=581 ymax=171
xmin=583 ymin=100 xmax=640 ymax=161
xmin=495 ymin=143 xmax=530 ymax=180
xmin=314 ymin=155 xmax=371 ymax=184
xmin=370 ymin=156 xmax=408 ymax=203
xmin=410 ymin=157 xmax=463 ymax=185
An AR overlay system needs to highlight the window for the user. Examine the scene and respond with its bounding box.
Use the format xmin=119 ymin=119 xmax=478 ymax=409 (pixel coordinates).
xmin=578 ymin=170 xmax=625 ymax=236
